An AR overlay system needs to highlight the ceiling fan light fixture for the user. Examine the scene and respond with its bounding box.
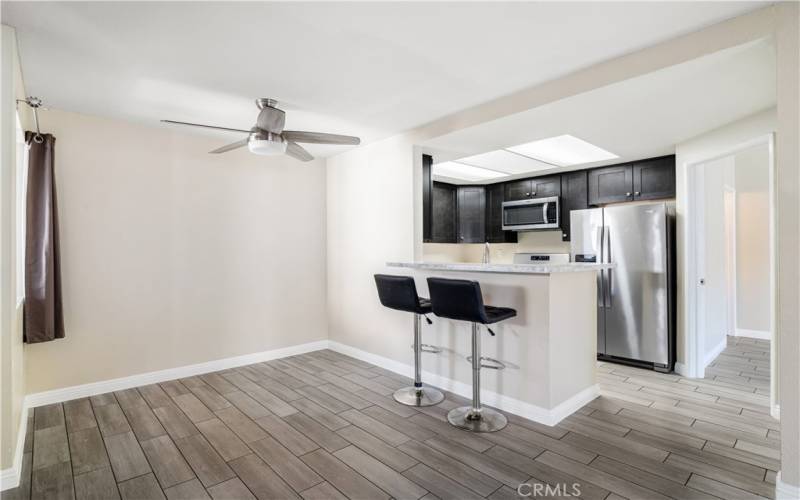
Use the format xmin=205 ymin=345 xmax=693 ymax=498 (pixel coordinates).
xmin=247 ymin=131 xmax=288 ymax=156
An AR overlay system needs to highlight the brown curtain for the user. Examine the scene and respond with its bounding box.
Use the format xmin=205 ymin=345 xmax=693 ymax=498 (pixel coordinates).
xmin=23 ymin=132 xmax=64 ymax=343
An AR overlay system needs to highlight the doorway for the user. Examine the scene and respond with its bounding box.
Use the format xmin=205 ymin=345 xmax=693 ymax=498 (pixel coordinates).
xmin=687 ymin=134 xmax=776 ymax=413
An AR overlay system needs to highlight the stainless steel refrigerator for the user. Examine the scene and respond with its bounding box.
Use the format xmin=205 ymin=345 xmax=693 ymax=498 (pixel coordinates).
xmin=570 ymin=202 xmax=675 ymax=372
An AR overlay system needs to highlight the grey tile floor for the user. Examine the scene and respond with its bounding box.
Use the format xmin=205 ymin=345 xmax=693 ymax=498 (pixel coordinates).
xmin=2 ymin=337 xmax=778 ymax=499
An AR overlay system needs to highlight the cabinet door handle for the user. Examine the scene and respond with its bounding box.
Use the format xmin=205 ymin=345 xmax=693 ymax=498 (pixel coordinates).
xmin=532 ymin=191 xmax=536 ymax=196
xmin=626 ymin=192 xmax=632 ymax=197
xmin=525 ymin=192 xmax=530 ymax=196
xmin=634 ymin=191 xmax=641 ymax=196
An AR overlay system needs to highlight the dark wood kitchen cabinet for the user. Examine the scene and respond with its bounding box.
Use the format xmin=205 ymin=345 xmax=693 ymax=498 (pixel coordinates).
xmin=588 ymin=156 xmax=675 ymax=205
xmin=431 ymin=182 xmax=457 ymax=243
xmin=588 ymin=164 xmax=634 ymax=205
xmin=531 ymin=175 xmax=562 ymax=198
xmin=504 ymin=175 xmax=561 ymax=201
xmin=560 ymin=170 xmax=588 ymax=241
xmin=633 ymin=156 xmax=675 ymax=201
xmin=485 ymin=183 xmax=517 ymax=243
xmin=504 ymin=179 xmax=533 ymax=201
xmin=422 ymin=154 xmax=433 ymax=241
xmin=457 ymin=186 xmax=486 ymax=243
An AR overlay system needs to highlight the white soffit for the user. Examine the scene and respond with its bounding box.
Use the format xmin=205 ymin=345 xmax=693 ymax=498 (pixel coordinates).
xmin=422 ymin=38 xmax=776 ymax=175
xmin=458 ymin=150 xmax=555 ymax=175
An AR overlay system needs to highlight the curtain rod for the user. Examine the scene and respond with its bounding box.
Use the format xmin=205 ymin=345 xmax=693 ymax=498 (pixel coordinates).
xmin=17 ymin=96 xmax=45 ymax=144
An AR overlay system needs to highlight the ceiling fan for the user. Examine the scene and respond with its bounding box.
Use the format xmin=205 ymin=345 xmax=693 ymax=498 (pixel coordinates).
xmin=161 ymin=98 xmax=360 ymax=162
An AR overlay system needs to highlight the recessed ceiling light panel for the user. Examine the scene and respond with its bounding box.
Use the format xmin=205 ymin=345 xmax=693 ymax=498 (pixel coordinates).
xmin=507 ymin=135 xmax=618 ymax=167
xmin=458 ymin=150 xmax=554 ymax=175
xmin=432 ymin=161 xmax=509 ymax=182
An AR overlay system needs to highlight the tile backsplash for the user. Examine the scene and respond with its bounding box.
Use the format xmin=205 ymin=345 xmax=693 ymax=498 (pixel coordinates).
xmin=423 ymin=230 xmax=570 ymax=264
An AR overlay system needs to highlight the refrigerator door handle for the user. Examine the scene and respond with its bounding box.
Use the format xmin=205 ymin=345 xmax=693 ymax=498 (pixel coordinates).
xmin=605 ymin=226 xmax=612 ymax=309
xmin=596 ymin=226 xmax=606 ymax=308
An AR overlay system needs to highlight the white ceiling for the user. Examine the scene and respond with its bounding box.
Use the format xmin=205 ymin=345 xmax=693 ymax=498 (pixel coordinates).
xmin=2 ymin=1 xmax=764 ymax=157
xmin=426 ymin=38 xmax=776 ymax=184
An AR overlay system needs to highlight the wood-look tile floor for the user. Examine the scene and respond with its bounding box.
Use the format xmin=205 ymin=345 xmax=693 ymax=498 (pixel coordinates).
xmin=3 ymin=336 xmax=777 ymax=500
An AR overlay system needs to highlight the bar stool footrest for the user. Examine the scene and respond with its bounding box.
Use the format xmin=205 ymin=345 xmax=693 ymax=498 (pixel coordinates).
xmin=410 ymin=344 xmax=442 ymax=354
xmin=466 ymin=356 xmax=506 ymax=370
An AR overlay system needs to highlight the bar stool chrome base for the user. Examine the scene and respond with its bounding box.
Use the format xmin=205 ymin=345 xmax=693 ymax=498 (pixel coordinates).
xmin=393 ymin=386 xmax=445 ymax=407
xmin=447 ymin=406 xmax=508 ymax=432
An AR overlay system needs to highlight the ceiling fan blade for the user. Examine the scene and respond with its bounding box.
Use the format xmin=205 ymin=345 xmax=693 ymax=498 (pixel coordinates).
xmin=209 ymin=138 xmax=248 ymax=154
xmin=282 ymin=130 xmax=361 ymax=145
xmin=286 ymin=142 xmax=314 ymax=162
xmin=161 ymin=120 xmax=250 ymax=133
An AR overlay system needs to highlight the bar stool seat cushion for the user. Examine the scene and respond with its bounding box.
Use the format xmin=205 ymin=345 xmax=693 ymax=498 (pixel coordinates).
xmin=483 ymin=305 xmax=517 ymax=324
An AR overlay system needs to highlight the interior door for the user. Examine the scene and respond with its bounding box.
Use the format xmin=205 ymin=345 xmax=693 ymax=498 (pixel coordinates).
xmin=570 ymin=208 xmax=606 ymax=354
xmin=603 ymin=203 xmax=669 ymax=365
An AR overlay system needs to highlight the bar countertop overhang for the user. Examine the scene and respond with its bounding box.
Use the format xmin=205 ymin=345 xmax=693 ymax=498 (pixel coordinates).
xmin=387 ymin=261 xmax=613 ymax=274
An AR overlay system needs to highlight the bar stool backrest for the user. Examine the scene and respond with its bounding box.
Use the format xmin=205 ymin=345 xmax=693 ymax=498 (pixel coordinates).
xmin=374 ymin=274 xmax=424 ymax=314
xmin=427 ymin=277 xmax=488 ymax=324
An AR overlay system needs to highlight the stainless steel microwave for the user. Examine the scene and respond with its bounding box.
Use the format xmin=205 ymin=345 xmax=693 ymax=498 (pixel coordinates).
xmin=502 ymin=196 xmax=560 ymax=231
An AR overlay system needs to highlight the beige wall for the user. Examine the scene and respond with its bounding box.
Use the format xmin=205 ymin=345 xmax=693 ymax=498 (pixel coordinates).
xmin=24 ymin=108 xmax=329 ymax=394
xmin=1 ymin=24 xmax=30 ymax=472
xmin=735 ymin=143 xmax=771 ymax=333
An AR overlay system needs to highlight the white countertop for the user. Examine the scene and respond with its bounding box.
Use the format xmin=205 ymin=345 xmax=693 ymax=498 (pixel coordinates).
xmin=387 ymin=261 xmax=612 ymax=275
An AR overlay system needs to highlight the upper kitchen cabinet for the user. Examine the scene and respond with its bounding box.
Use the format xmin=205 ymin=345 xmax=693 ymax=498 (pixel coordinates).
xmin=457 ymin=186 xmax=486 ymax=243
xmin=560 ymin=170 xmax=588 ymax=241
xmin=422 ymin=154 xmax=433 ymax=241
xmin=485 ymin=183 xmax=517 ymax=243
xmin=588 ymin=156 xmax=675 ymax=205
xmin=504 ymin=175 xmax=561 ymax=201
xmin=504 ymin=179 xmax=533 ymax=201
xmin=431 ymin=182 xmax=457 ymax=243
xmin=531 ymin=175 xmax=562 ymax=198
xmin=632 ymin=156 xmax=676 ymax=201
xmin=588 ymin=164 xmax=633 ymax=205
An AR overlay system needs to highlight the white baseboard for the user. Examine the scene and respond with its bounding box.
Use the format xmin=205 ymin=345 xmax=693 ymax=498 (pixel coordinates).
xmin=0 ymin=405 xmax=29 ymax=491
xmin=776 ymin=472 xmax=800 ymax=500
xmin=703 ymin=337 xmax=728 ymax=369
xmin=328 ymin=340 xmax=598 ymax=426
xmin=24 ymin=340 xmax=329 ymax=409
xmin=734 ymin=328 xmax=771 ymax=340
xmin=771 ymin=404 xmax=780 ymax=420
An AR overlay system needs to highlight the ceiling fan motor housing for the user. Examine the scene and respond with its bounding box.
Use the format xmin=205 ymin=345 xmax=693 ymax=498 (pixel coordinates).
xmin=248 ymin=129 xmax=287 ymax=156
xmin=256 ymin=99 xmax=286 ymax=133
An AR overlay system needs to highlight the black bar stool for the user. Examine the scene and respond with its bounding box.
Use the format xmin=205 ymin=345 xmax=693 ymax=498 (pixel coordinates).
xmin=374 ymin=274 xmax=445 ymax=407
xmin=426 ymin=277 xmax=516 ymax=432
